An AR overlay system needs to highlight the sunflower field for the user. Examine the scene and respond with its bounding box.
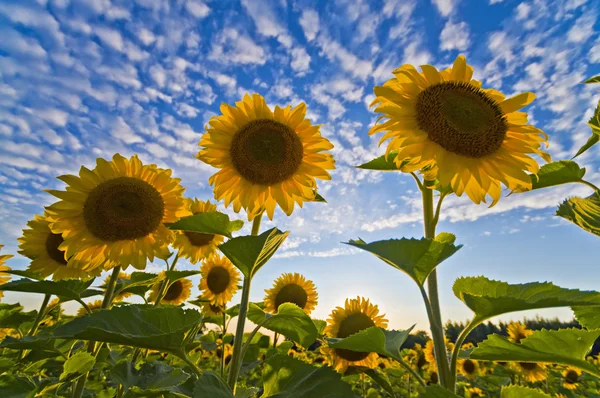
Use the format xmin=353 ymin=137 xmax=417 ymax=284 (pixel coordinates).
xmin=0 ymin=56 xmax=600 ymax=398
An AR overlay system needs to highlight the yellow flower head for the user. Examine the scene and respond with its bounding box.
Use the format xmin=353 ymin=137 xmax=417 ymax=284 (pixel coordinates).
xmin=201 ymin=301 xmax=225 ymax=317
xmin=512 ymin=361 xmax=547 ymax=382
xmin=562 ymin=366 xmax=582 ymax=390
xmin=0 ymin=245 xmax=12 ymax=300
xmin=199 ymin=254 xmax=241 ymax=307
xmin=173 ymin=199 xmax=225 ymax=264
xmin=507 ymin=322 xmax=532 ymax=343
xmin=47 ymin=154 xmax=187 ymax=271
xmin=197 ymin=93 xmax=335 ymax=220
xmin=370 ymin=55 xmax=550 ymax=206
xmin=217 ymin=343 xmax=233 ymax=366
xmin=457 ymin=358 xmax=480 ymax=379
xmin=468 ymin=387 xmax=484 ymax=397
xmin=148 ymin=273 xmax=192 ymax=305
xmin=322 ymin=297 xmax=388 ymax=373
xmin=264 ymin=273 xmax=318 ymax=315
xmin=77 ymin=299 xmax=103 ymax=317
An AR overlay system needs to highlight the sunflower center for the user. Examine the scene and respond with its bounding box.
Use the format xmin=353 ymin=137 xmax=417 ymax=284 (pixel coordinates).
xmin=514 ymin=331 xmax=526 ymax=343
xmin=206 ymin=266 xmax=231 ymax=294
xmin=83 ymin=177 xmax=165 ymax=242
xmin=335 ymin=312 xmax=376 ymax=362
xmin=184 ymin=231 xmax=215 ymax=247
xmin=565 ymin=370 xmax=579 ymax=384
xmin=462 ymin=359 xmax=476 ymax=374
xmin=229 ymin=118 xmax=304 ymax=185
xmin=45 ymin=233 xmax=67 ymax=265
xmin=519 ymin=362 xmax=538 ymax=371
xmin=415 ymin=81 xmax=508 ymax=158
xmin=163 ymin=280 xmax=184 ymax=301
xmin=274 ymin=283 xmax=308 ymax=310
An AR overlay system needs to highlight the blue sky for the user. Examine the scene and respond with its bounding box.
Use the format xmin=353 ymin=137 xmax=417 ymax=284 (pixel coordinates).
xmin=0 ymin=0 xmax=599 ymax=331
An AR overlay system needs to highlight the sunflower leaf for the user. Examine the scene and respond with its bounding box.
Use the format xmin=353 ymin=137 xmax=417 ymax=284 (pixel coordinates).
xmin=453 ymin=276 xmax=600 ymax=323
xmin=573 ymin=133 xmax=599 ymax=159
xmin=356 ymin=153 xmax=401 ymax=171
xmin=114 ymin=272 xmax=160 ymax=298
xmin=584 ymin=75 xmax=600 ymax=84
xmin=326 ymin=326 xmax=413 ymax=363
xmin=556 ymin=192 xmax=600 ymax=237
xmin=470 ymin=328 xmax=600 ymax=375
xmin=165 ymin=270 xmax=200 ymax=282
xmin=526 ymin=160 xmax=586 ymax=190
xmin=0 ymin=303 xmax=37 ymax=329
xmin=0 ymin=278 xmax=95 ymax=301
xmin=501 ymin=386 xmax=551 ymax=398
xmin=365 ymin=369 xmax=395 ymax=398
xmin=572 ymin=305 xmax=600 ymax=329
xmin=247 ymin=303 xmax=317 ymax=348
xmin=111 ymin=360 xmax=190 ymax=395
xmin=218 ymin=227 xmax=289 ymax=279
xmin=60 ymin=351 xmax=95 ymax=381
xmin=2 ymin=270 xmax=44 ymax=280
xmin=165 ymin=211 xmax=243 ymax=239
xmin=345 ymin=234 xmax=462 ymax=286
xmin=418 ymin=385 xmax=460 ymax=397
xmin=262 ymin=354 xmax=354 ymax=398
xmin=52 ymin=305 xmax=202 ymax=352
xmin=193 ymin=372 xmax=233 ymax=398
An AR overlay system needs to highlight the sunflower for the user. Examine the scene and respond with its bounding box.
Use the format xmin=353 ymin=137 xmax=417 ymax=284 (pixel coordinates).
xmin=148 ymin=274 xmax=192 ymax=305
xmin=513 ymin=362 xmax=547 ymax=382
xmin=0 ymin=245 xmax=12 ymax=300
xmin=322 ymin=297 xmax=388 ymax=373
xmin=199 ymin=254 xmax=240 ymax=306
xmin=457 ymin=358 xmax=480 ymax=379
xmin=507 ymin=322 xmax=532 ymax=343
xmin=18 ymin=213 xmax=103 ymax=280
xmin=423 ymin=338 xmax=454 ymax=370
xmin=46 ymin=154 xmax=187 ymax=271
xmin=216 ymin=343 xmax=233 ymax=366
xmin=173 ymin=199 xmax=224 ymax=263
xmin=426 ymin=369 xmax=439 ymax=385
xmin=201 ymin=302 xmax=225 ymax=317
xmin=370 ymin=55 xmax=550 ymax=205
xmin=562 ymin=366 xmax=582 ymax=390
xmin=77 ymin=299 xmax=103 ymax=316
xmin=467 ymin=387 xmax=484 ymax=397
xmin=264 ymin=273 xmax=318 ymax=315
xmin=104 ymin=272 xmax=132 ymax=302
xmin=197 ymin=93 xmax=335 ymax=220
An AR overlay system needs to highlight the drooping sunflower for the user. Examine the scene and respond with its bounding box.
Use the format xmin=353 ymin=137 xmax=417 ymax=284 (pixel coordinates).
xmin=148 ymin=274 xmax=192 ymax=305
xmin=76 ymin=299 xmax=103 ymax=317
xmin=322 ymin=297 xmax=388 ymax=373
xmin=46 ymin=154 xmax=187 ymax=271
xmin=264 ymin=272 xmax=318 ymax=315
xmin=370 ymin=55 xmax=550 ymax=205
xmin=513 ymin=361 xmax=547 ymax=382
xmin=18 ymin=213 xmax=102 ymax=280
xmin=457 ymin=358 xmax=480 ymax=379
xmin=199 ymin=254 xmax=240 ymax=307
xmin=507 ymin=322 xmax=532 ymax=343
xmin=197 ymin=93 xmax=335 ymax=220
xmin=0 ymin=245 xmax=12 ymax=300
xmin=172 ymin=198 xmax=224 ymax=263
xmin=467 ymin=387 xmax=484 ymax=397
xmin=562 ymin=366 xmax=582 ymax=390
xmin=201 ymin=301 xmax=225 ymax=317
xmin=104 ymin=272 xmax=132 ymax=302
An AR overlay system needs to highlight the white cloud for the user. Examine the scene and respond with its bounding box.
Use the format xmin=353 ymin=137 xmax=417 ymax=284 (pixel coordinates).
xmin=137 ymin=28 xmax=156 ymax=46
xmin=0 ymin=3 xmax=65 ymax=45
xmin=111 ymin=117 xmax=143 ymax=144
xmin=145 ymin=143 xmax=170 ymax=158
xmin=150 ymin=65 xmax=167 ymax=88
xmin=0 ymin=27 xmax=47 ymax=58
xmin=290 ymin=47 xmax=311 ymax=74
xmin=35 ymin=109 xmax=69 ymax=127
xmin=175 ymin=103 xmax=200 ymax=118
xmin=241 ymin=0 xmax=289 ymax=45
xmin=208 ymin=72 xmax=237 ymax=95
xmin=515 ymin=3 xmax=531 ymax=20
xmin=185 ymin=0 xmax=210 ymax=18
xmin=210 ymin=29 xmax=266 ymax=65
xmin=432 ymin=0 xmax=457 ymax=17
xmin=567 ymin=13 xmax=596 ymax=43
xmin=440 ymin=20 xmax=470 ymax=51
xmin=299 ymin=9 xmax=320 ymax=42
xmin=316 ymin=34 xmax=373 ymax=80
xmin=95 ymin=26 xmax=124 ymax=52
xmin=402 ymin=40 xmax=431 ymax=65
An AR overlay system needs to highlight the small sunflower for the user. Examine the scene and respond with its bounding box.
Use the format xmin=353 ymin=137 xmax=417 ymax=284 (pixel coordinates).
xmin=104 ymin=272 xmax=132 ymax=302
xmin=457 ymin=358 xmax=480 ymax=379
xmin=513 ymin=362 xmax=547 ymax=382
xmin=199 ymin=254 xmax=240 ymax=307
xmin=148 ymin=274 xmax=192 ymax=305
xmin=562 ymin=366 xmax=582 ymax=390
xmin=47 ymin=154 xmax=187 ymax=271
xmin=173 ymin=199 xmax=224 ymax=263
xmin=77 ymin=299 xmax=103 ymax=317
xmin=197 ymin=93 xmax=335 ymax=220
xmin=426 ymin=369 xmax=439 ymax=385
xmin=0 ymin=245 xmax=12 ymax=300
xmin=467 ymin=387 xmax=484 ymax=397
xmin=507 ymin=322 xmax=532 ymax=343
xmin=264 ymin=273 xmax=318 ymax=315
xmin=201 ymin=302 xmax=225 ymax=317
xmin=424 ymin=340 xmax=436 ymax=365
xmin=216 ymin=343 xmax=233 ymax=366
xmin=370 ymin=55 xmax=550 ymax=205
xmin=322 ymin=297 xmax=388 ymax=373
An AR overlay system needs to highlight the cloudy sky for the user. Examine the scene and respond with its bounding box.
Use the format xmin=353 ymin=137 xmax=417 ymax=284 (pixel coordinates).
xmin=1 ymin=0 xmax=599 ymax=331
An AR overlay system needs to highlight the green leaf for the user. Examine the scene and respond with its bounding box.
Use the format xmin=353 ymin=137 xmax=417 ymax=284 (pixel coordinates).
xmin=0 ymin=305 xmax=36 ymax=329
xmin=453 ymin=276 xmax=600 ymax=323
xmin=247 ymin=303 xmax=317 ymax=348
xmin=0 ymin=335 xmax=55 ymax=351
xmin=218 ymin=227 xmax=289 ymax=279
xmin=0 ymin=357 xmax=15 ymax=374
xmin=526 ymin=161 xmax=586 ymax=189
xmin=114 ymin=272 xmax=160 ymax=298
xmin=573 ymin=305 xmax=600 ymax=329
xmin=584 ymin=75 xmax=600 ymax=84
xmin=0 ymin=375 xmax=38 ymax=398
xmin=2 ymin=270 xmax=44 ymax=280
xmin=0 ymin=278 xmax=95 ymax=301
xmin=365 ymin=369 xmax=395 ymax=397
xmin=193 ymin=372 xmax=233 ymax=398
xmin=111 ymin=361 xmax=190 ymax=395
xmin=52 ymin=305 xmax=202 ymax=352
xmin=470 ymin=328 xmax=600 ymax=375
xmin=573 ymin=101 xmax=600 ymax=158
xmin=556 ymin=192 xmax=600 ymax=237
xmin=346 ymin=234 xmax=462 ymax=286
xmin=573 ymin=133 xmax=599 ymax=159
xmin=327 ymin=327 xmax=413 ymax=362
xmin=60 ymin=352 xmax=95 ymax=381
xmin=313 ymin=193 xmax=327 ymax=203
xmin=262 ymin=354 xmax=354 ymax=397
xmin=501 ymin=386 xmax=551 ymax=398
xmin=419 ymin=385 xmax=460 ymax=397
xmin=166 ymin=212 xmax=243 ymax=239
xmin=312 ymin=319 xmax=327 ymax=335
xmin=165 ymin=270 xmax=200 ymax=282
xmin=357 ymin=153 xmax=402 ymax=171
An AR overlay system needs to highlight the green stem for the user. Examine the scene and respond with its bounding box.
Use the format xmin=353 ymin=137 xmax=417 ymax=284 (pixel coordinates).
xmin=220 ymin=311 xmax=227 ymax=378
xmin=448 ymin=318 xmax=478 ymax=389
xmin=154 ymin=253 xmax=180 ymax=305
xmin=176 ymin=350 xmax=203 ymax=377
xmin=397 ymin=356 xmax=427 ymax=389
xmin=581 ymin=180 xmax=600 ymax=193
xmin=227 ymin=213 xmax=262 ymax=393
xmin=239 ymin=320 xmax=267 ymax=364
xmin=28 ymin=294 xmax=51 ymax=336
